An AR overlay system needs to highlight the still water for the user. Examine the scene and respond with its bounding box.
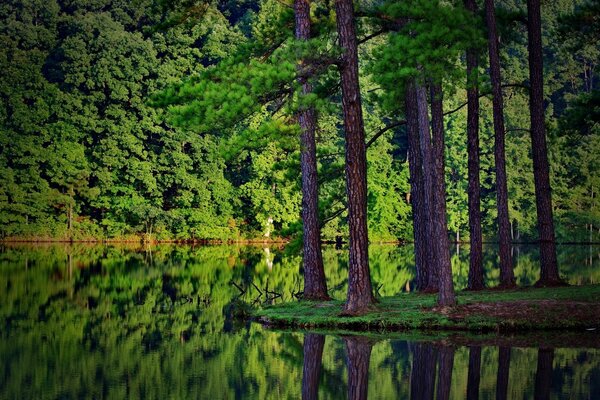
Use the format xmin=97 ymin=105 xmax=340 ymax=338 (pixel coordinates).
xmin=1 ymin=243 xmax=599 ymax=399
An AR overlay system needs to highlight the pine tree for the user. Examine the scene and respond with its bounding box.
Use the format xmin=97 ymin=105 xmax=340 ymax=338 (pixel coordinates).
xmin=527 ymin=0 xmax=562 ymax=286
xmin=335 ymin=0 xmax=376 ymax=314
xmin=295 ymin=0 xmax=329 ymax=300
xmin=484 ymin=0 xmax=516 ymax=288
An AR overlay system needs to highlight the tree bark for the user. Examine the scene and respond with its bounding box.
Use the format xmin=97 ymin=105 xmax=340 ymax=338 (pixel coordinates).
xmin=534 ymin=348 xmax=554 ymax=400
xmin=405 ymin=81 xmax=429 ymax=292
xmin=496 ymin=347 xmax=511 ymax=400
xmin=484 ymin=0 xmax=516 ymax=288
xmin=417 ymin=83 xmax=439 ymax=292
xmin=335 ymin=0 xmax=375 ymax=314
xmin=467 ymin=346 xmax=482 ymax=400
xmin=436 ymin=345 xmax=455 ymax=400
xmin=430 ymin=84 xmax=455 ymax=306
xmin=344 ymin=337 xmax=373 ymax=400
xmin=302 ymin=333 xmax=325 ymax=400
xmin=527 ymin=0 xmax=562 ymax=286
xmin=465 ymin=0 xmax=484 ymax=291
xmin=295 ymin=0 xmax=329 ymax=300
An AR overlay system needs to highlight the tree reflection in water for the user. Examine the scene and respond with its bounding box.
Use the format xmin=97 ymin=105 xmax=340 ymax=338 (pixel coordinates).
xmin=345 ymin=337 xmax=374 ymax=400
xmin=496 ymin=347 xmax=511 ymax=400
xmin=302 ymin=334 xmax=325 ymax=400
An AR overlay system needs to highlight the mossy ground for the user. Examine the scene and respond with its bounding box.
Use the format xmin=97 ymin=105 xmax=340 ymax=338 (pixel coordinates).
xmin=255 ymin=284 xmax=600 ymax=333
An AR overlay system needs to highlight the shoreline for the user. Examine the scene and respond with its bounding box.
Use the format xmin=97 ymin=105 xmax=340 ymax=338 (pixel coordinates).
xmin=254 ymin=285 xmax=600 ymax=334
xmin=1 ymin=237 xmax=599 ymax=245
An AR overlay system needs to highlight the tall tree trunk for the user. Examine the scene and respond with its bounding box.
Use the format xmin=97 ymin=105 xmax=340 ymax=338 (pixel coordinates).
xmin=302 ymin=334 xmax=325 ymax=400
xmin=484 ymin=0 xmax=516 ymax=288
xmin=465 ymin=0 xmax=485 ymax=291
xmin=430 ymin=84 xmax=455 ymax=306
xmin=344 ymin=337 xmax=373 ymax=400
xmin=335 ymin=0 xmax=375 ymax=314
xmin=467 ymin=346 xmax=482 ymax=400
xmin=405 ymin=80 xmax=430 ymax=292
xmin=295 ymin=0 xmax=329 ymax=300
xmin=436 ymin=345 xmax=455 ymax=400
xmin=534 ymin=348 xmax=554 ymax=400
xmin=496 ymin=347 xmax=511 ymax=400
xmin=527 ymin=0 xmax=562 ymax=287
xmin=417 ymin=84 xmax=439 ymax=292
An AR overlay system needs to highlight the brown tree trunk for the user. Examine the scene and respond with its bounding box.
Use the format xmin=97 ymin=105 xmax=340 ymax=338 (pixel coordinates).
xmin=527 ymin=0 xmax=562 ymax=287
xmin=405 ymin=81 xmax=430 ymax=292
xmin=534 ymin=348 xmax=554 ymax=400
xmin=465 ymin=0 xmax=484 ymax=291
xmin=430 ymin=84 xmax=455 ymax=306
xmin=295 ymin=0 xmax=329 ymax=300
xmin=344 ymin=337 xmax=373 ymax=400
xmin=467 ymin=346 xmax=482 ymax=400
xmin=335 ymin=0 xmax=375 ymax=314
xmin=436 ymin=345 xmax=455 ymax=400
xmin=417 ymin=84 xmax=439 ymax=292
xmin=302 ymin=333 xmax=325 ymax=400
xmin=484 ymin=0 xmax=516 ymax=288
xmin=496 ymin=347 xmax=511 ymax=400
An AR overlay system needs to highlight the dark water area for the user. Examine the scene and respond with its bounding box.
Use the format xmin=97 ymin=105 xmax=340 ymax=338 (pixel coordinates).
xmin=1 ymin=243 xmax=599 ymax=399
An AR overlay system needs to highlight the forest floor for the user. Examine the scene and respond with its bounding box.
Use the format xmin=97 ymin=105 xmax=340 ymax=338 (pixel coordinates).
xmin=255 ymin=284 xmax=600 ymax=333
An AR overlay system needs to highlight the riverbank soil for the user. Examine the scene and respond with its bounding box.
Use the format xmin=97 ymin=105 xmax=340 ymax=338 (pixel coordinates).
xmin=255 ymin=285 xmax=600 ymax=332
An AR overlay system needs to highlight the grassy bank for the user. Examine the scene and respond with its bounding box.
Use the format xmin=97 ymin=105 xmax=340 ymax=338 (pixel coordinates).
xmin=255 ymin=285 xmax=600 ymax=333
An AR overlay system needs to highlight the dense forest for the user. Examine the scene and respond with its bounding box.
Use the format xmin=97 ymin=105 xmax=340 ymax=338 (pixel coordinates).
xmin=1 ymin=0 xmax=598 ymax=244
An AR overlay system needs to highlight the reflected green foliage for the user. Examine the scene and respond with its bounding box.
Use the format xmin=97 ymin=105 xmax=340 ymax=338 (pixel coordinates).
xmin=1 ymin=244 xmax=599 ymax=398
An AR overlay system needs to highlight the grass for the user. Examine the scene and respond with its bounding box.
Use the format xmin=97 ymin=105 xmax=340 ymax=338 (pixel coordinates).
xmin=254 ymin=284 xmax=600 ymax=333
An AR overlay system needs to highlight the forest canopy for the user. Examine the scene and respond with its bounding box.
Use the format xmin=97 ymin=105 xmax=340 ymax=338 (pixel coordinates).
xmin=0 ymin=0 xmax=598 ymax=243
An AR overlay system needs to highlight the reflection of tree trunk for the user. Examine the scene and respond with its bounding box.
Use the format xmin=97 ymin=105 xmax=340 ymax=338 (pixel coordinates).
xmin=345 ymin=337 xmax=373 ymax=400
xmin=467 ymin=346 xmax=481 ymax=400
xmin=527 ymin=0 xmax=561 ymax=286
xmin=436 ymin=345 xmax=455 ymax=400
xmin=484 ymin=0 xmax=515 ymax=289
xmin=302 ymin=334 xmax=325 ymax=400
xmin=496 ymin=347 xmax=511 ymax=400
xmin=335 ymin=0 xmax=375 ymax=314
xmin=410 ymin=343 xmax=438 ymax=400
xmin=295 ymin=0 xmax=328 ymax=301
xmin=534 ymin=348 xmax=554 ymax=400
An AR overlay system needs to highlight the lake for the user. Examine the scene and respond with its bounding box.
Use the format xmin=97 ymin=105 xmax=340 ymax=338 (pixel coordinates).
xmin=1 ymin=243 xmax=599 ymax=399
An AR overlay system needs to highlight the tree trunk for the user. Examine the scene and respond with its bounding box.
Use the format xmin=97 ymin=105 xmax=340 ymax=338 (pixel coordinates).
xmin=484 ymin=0 xmax=516 ymax=288
xmin=295 ymin=0 xmax=329 ymax=300
xmin=417 ymin=83 xmax=439 ymax=292
xmin=344 ymin=337 xmax=373 ymax=400
xmin=335 ymin=0 xmax=375 ymax=314
xmin=405 ymin=80 xmax=430 ymax=292
xmin=467 ymin=346 xmax=482 ymax=400
xmin=465 ymin=0 xmax=484 ymax=291
xmin=534 ymin=348 xmax=554 ymax=400
xmin=496 ymin=347 xmax=511 ymax=400
xmin=302 ymin=333 xmax=325 ymax=400
xmin=527 ymin=0 xmax=562 ymax=286
xmin=436 ymin=345 xmax=455 ymax=400
xmin=430 ymin=84 xmax=455 ymax=306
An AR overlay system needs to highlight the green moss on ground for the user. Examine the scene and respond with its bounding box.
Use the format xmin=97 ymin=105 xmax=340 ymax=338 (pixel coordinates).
xmin=254 ymin=285 xmax=600 ymax=332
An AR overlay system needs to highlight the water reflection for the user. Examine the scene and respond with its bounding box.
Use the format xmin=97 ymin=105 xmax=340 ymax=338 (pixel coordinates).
xmin=296 ymin=336 xmax=599 ymax=400
xmin=1 ymin=244 xmax=600 ymax=398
